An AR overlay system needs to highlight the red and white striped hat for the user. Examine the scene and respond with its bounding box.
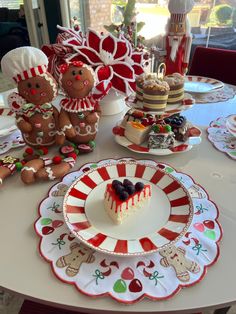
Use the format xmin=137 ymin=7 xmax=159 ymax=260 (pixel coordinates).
xmin=1 ymin=46 xmax=48 ymax=83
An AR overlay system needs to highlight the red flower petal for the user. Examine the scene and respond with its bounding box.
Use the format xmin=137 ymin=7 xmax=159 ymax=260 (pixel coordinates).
xmin=112 ymin=62 xmax=134 ymax=81
xmin=87 ymin=29 xmax=101 ymax=52
xmin=133 ymin=63 xmax=144 ymax=76
xmin=111 ymin=75 xmax=128 ymax=94
xmin=128 ymin=80 xmax=136 ymax=93
xmin=96 ymin=65 xmax=113 ymax=81
xmin=131 ymin=53 xmax=142 ymax=63
xmin=76 ymin=47 xmax=102 ymax=65
xmin=101 ymin=34 xmax=116 ymax=54
xmin=113 ymin=41 xmax=128 ymax=60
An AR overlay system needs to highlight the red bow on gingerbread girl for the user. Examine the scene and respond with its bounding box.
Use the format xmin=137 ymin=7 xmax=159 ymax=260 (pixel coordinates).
xmin=58 ymin=60 xmax=112 ymax=151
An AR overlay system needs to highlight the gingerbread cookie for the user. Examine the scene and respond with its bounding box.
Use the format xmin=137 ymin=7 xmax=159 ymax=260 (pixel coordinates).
xmin=1 ymin=47 xmax=64 ymax=148
xmin=0 ymin=156 xmax=19 ymax=185
xmin=58 ymin=61 xmax=111 ymax=148
xmin=51 ymin=183 xmax=69 ymax=197
xmin=159 ymin=245 xmax=200 ymax=282
xmin=56 ymin=242 xmax=95 ymax=277
xmin=21 ymin=156 xmax=75 ymax=184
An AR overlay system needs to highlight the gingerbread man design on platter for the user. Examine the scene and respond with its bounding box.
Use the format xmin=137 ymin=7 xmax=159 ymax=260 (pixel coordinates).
xmin=56 ymin=242 xmax=95 ymax=277
xmin=58 ymin=61 xmax=111 ymax=151
xmin=159 ymin=245 xmax=200 ymax=282
xmin=1 ymin=46 xmax=64 ymax=148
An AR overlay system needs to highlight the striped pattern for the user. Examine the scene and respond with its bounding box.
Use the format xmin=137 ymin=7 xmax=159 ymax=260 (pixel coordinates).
xmin=64 ymin=162 xmax=193 ymax=256
xmin=185 ymin=76 xmax=224 ymax=91
xmin=13 ymin=65 xmax=47 ymax=83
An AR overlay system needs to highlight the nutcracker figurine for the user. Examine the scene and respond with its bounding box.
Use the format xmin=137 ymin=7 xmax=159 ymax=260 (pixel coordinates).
xmin=160 ymin=0 xmax=194 ymax=75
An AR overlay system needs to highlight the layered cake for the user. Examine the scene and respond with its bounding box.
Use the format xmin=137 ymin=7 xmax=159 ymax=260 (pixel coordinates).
xmin=104 ymin=179 xmax=151 ymax=224
xmin=136 ymin=73 xmax=157 ymax=102
xmin=143 ymin=79 xmax=170 ymax=112
xmin=124 ymin=121 xmax=151 ymax=145
xmin=148 ymin=123 xmax=175 ymax=149
xmin=165 ymin=115 xmax=188 ymax=142
xmin=121 ymin=109 xmax=145 ymax=127
xmin=164 ymin=73 xmax=185 ymax=105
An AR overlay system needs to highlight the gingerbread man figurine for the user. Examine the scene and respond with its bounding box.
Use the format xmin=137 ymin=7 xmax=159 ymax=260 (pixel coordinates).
xmin=58 ymin=61 xmax=111 ymax=151
xmin=56 ymin=242 xmax=95 ymax=277
xmin=1 ymin=46 xmax=64 ymax=148
xmin=159 ymin=245 xmax=200 ymax=282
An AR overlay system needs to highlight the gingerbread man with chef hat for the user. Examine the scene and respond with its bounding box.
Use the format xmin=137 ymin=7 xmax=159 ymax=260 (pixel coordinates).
xmin=160 ymin=0 xmax=194 ymax=75
xmin=1 ymin=46 xmax=64 ymax=148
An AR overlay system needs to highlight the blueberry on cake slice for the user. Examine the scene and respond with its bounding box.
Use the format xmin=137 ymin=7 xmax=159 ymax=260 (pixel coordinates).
xmin=104 ymin=179 xmax=152 ymax=224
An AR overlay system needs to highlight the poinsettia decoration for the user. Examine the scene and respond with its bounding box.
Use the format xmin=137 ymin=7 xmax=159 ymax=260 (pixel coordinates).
xmin=69 ymin=29 xmax=145 ymax=95
xmin=42 ymin=25 xmax=147 ymax=96
xmin=42 ymin=26 xmax=85 ymax=81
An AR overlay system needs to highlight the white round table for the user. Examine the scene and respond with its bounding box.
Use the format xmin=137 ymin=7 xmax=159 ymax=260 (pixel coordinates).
xmin=0 ymin=93 xmax=236 ymax=313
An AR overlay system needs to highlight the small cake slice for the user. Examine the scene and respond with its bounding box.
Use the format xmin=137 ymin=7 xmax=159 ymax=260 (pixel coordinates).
xmin=104 ymin=179 xmax=151 ymax=224
xmin=164 ymin=115 xmax=188 ymax=142
xmin=124 ymin=121 xmax=151 ymax=145
xmin=148 ymin=123 xmax=175 ymax=149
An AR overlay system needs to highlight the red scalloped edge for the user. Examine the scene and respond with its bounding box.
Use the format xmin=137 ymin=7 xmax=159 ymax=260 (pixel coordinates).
xmin=34 ymin=157 xmax=223 ymax=305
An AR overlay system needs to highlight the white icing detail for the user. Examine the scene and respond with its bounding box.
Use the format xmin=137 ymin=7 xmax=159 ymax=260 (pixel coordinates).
xmin=64 ymin=157 xmax=75 ymax=168
xmin=42 ymin=157 xmax=53 ymax=166
xmin=48 ymin=123 xmax=55 ymax=129
xmin=74 ymin=122 xmax=98 ymax=136
xmin=16 ymin=117 xmax=24 ymax=123
xmin=45 ymin=167 xmax=56 ymax=180
xmin=49 ymin=131 xmax=56 ymax=136
xmin=24 ymin=138 xmax=55 ymax=146
xmin=36 ymin=137 xmax=43 ymax=144
xmin=41 ymin=73 xmax=58 ymax=99
xmin=22 ymin=166 xmax=37 ymax=173
xmin=0 ymin=178 xmax=2 ymax=185
xmin=56 ymin=130 xmax=65 ymax=136
xmin=62 ymin=124 xmax=73 ymax=132
xmin=42 ymin=113 xmax=51 ymax=120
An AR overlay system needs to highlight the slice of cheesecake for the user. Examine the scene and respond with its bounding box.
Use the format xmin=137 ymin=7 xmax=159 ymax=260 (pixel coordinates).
xmin=104 ymin=179 xmax=151 ymax=224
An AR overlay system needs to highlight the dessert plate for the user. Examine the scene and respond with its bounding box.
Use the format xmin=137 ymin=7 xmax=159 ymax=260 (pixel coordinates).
xmin=125 ymin=93 xmax=194 ymax=117
xmin=225 ymin=114 xmax=236 ymax=137
xmin=184 ymin=76 xmax=224 ymax=94
xmin=113 ymin=124 xmax=202 ymax=156
xmin=63 ymin=161 xmax=194 ymax=256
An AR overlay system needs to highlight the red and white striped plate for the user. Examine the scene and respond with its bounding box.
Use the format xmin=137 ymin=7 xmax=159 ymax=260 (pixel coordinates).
xmin=185 ymin=76 xmax=224 ymax=94
xmin=63 ymin=161 xmax=193 ymax=256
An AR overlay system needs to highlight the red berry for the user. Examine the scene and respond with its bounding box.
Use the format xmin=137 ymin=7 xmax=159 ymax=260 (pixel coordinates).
xmin=53 ymin=156 xmax=62 ymax=164
xmin=141 ymin=118 xmax=149 ymax=126
xmin=25 ymin=147 xmax=33 ymax=155
xmin=40 ymin=147 xmax=49 ymax=155
xmin=68 ymin=152 xmax=77 ymax=160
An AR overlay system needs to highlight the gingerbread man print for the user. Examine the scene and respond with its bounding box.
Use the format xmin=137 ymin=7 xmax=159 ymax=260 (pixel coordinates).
xmin=159 ymin=245 xmax=200 ymax=282
xmin=56 ymin=242 xmax=95 ymax=277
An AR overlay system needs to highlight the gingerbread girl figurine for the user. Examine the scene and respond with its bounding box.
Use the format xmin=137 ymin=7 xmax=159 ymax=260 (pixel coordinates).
xmin=159 ymin=0 xmax=194 ymax=75
xmin=1 ymin=46 xmax=64 ymax=148
xmin=58 ymin=61 xmax=111 ymax=152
